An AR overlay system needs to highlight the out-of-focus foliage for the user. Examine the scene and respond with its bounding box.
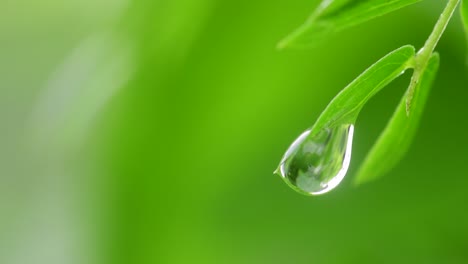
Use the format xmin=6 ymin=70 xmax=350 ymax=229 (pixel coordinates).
xmin=1 ymin=1 xmax=468 ymax=264
xmin=462 ymin=0 xmax=468 ymax=57
xmin=278 ymin=0 xmax=422 ymax=48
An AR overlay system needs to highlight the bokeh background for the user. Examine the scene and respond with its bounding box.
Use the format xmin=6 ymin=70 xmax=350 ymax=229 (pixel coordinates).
xmin=1 ymin=0 xmax=468 ymax=263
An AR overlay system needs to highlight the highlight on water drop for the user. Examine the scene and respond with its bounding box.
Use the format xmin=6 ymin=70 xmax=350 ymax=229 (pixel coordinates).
xmin=274 ymin=124 xmax=354 ymax=196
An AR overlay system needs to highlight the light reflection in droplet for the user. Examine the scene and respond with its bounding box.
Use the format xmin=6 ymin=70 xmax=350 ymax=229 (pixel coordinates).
xmin=275 ymin=124 xmax=354 ymax=196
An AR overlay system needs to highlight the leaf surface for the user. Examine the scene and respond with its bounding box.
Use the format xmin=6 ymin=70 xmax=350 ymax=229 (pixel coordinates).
xmin=279 ymin=0 xmax=421 ymax=49
xmin=461 ymin=0 xmax=468 ymax=61
xmin=311 ymin=45 xmax=415 ymax=134
xmin=355 ymin=53 xmax=440 ymax=184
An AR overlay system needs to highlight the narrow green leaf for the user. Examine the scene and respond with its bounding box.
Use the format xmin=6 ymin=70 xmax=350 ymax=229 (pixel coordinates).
xmin=461 ymin=0 xmax=468 ymax=61
xmin=355 ymin=53 xmax=440 ymax=184
xmin=278 ymin=0 xmax=421 ymax=49
xmin=315 ymin=0 xmax=354 ymax=17
xmin=311 ymin=45 xmax=415 ymax=134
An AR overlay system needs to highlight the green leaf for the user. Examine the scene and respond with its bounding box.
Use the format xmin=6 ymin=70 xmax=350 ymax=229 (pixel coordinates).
xmin=310 ymin=45 xmax=415 ymax=134
xmin=355 ymin=53 xmax=440 ymax=184
xmin=314 ymin=0 xmax=354 ymax=17
xmin=278 ymin=0 xmax=422 ymax=49
xmin=461 ymin=0 xmax=468 ymax=61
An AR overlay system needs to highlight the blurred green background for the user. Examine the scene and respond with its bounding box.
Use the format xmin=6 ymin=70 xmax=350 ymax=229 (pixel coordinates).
xmin=1 ymin=0 xmax=468 ymax=263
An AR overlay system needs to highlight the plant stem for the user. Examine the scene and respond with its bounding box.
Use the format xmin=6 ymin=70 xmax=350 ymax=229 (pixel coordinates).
xmin=406 ymin=0 xmax=460 ymax=114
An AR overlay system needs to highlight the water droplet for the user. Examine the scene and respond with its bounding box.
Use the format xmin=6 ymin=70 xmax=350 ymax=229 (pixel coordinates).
xmin=274 ymin=124 xmax=354 ymax=196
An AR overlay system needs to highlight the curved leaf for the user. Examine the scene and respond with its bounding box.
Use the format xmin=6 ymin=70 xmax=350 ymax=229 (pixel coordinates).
xmin=311 ymin=45 xmax=415 ymax=134
xmin=461 ymin=0 xmax=468 ymax=62
xmin=355 ymin=53 xmax=440 ymax=184
xmin=315 ymin=0 xmax=355 ymax=17
xmin=278 ymin=0 xmax=421 ymax=49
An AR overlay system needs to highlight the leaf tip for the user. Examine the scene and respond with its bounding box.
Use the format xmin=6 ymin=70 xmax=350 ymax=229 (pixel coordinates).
xmin=353 ymin=170 xmax=376 ymax=186
xmin=277 ymin=30 xmax=300 ymax=50
xmin=276 ymin=39 xmax=288 ymax=50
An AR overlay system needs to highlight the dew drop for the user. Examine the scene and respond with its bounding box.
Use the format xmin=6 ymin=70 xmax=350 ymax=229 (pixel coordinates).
xmin=274 ymin=124 xmax=354 ymax=196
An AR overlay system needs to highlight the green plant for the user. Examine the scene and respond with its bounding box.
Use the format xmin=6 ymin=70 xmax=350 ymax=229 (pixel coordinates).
xmin=275 ymin=0 xmax=467 ymax=196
